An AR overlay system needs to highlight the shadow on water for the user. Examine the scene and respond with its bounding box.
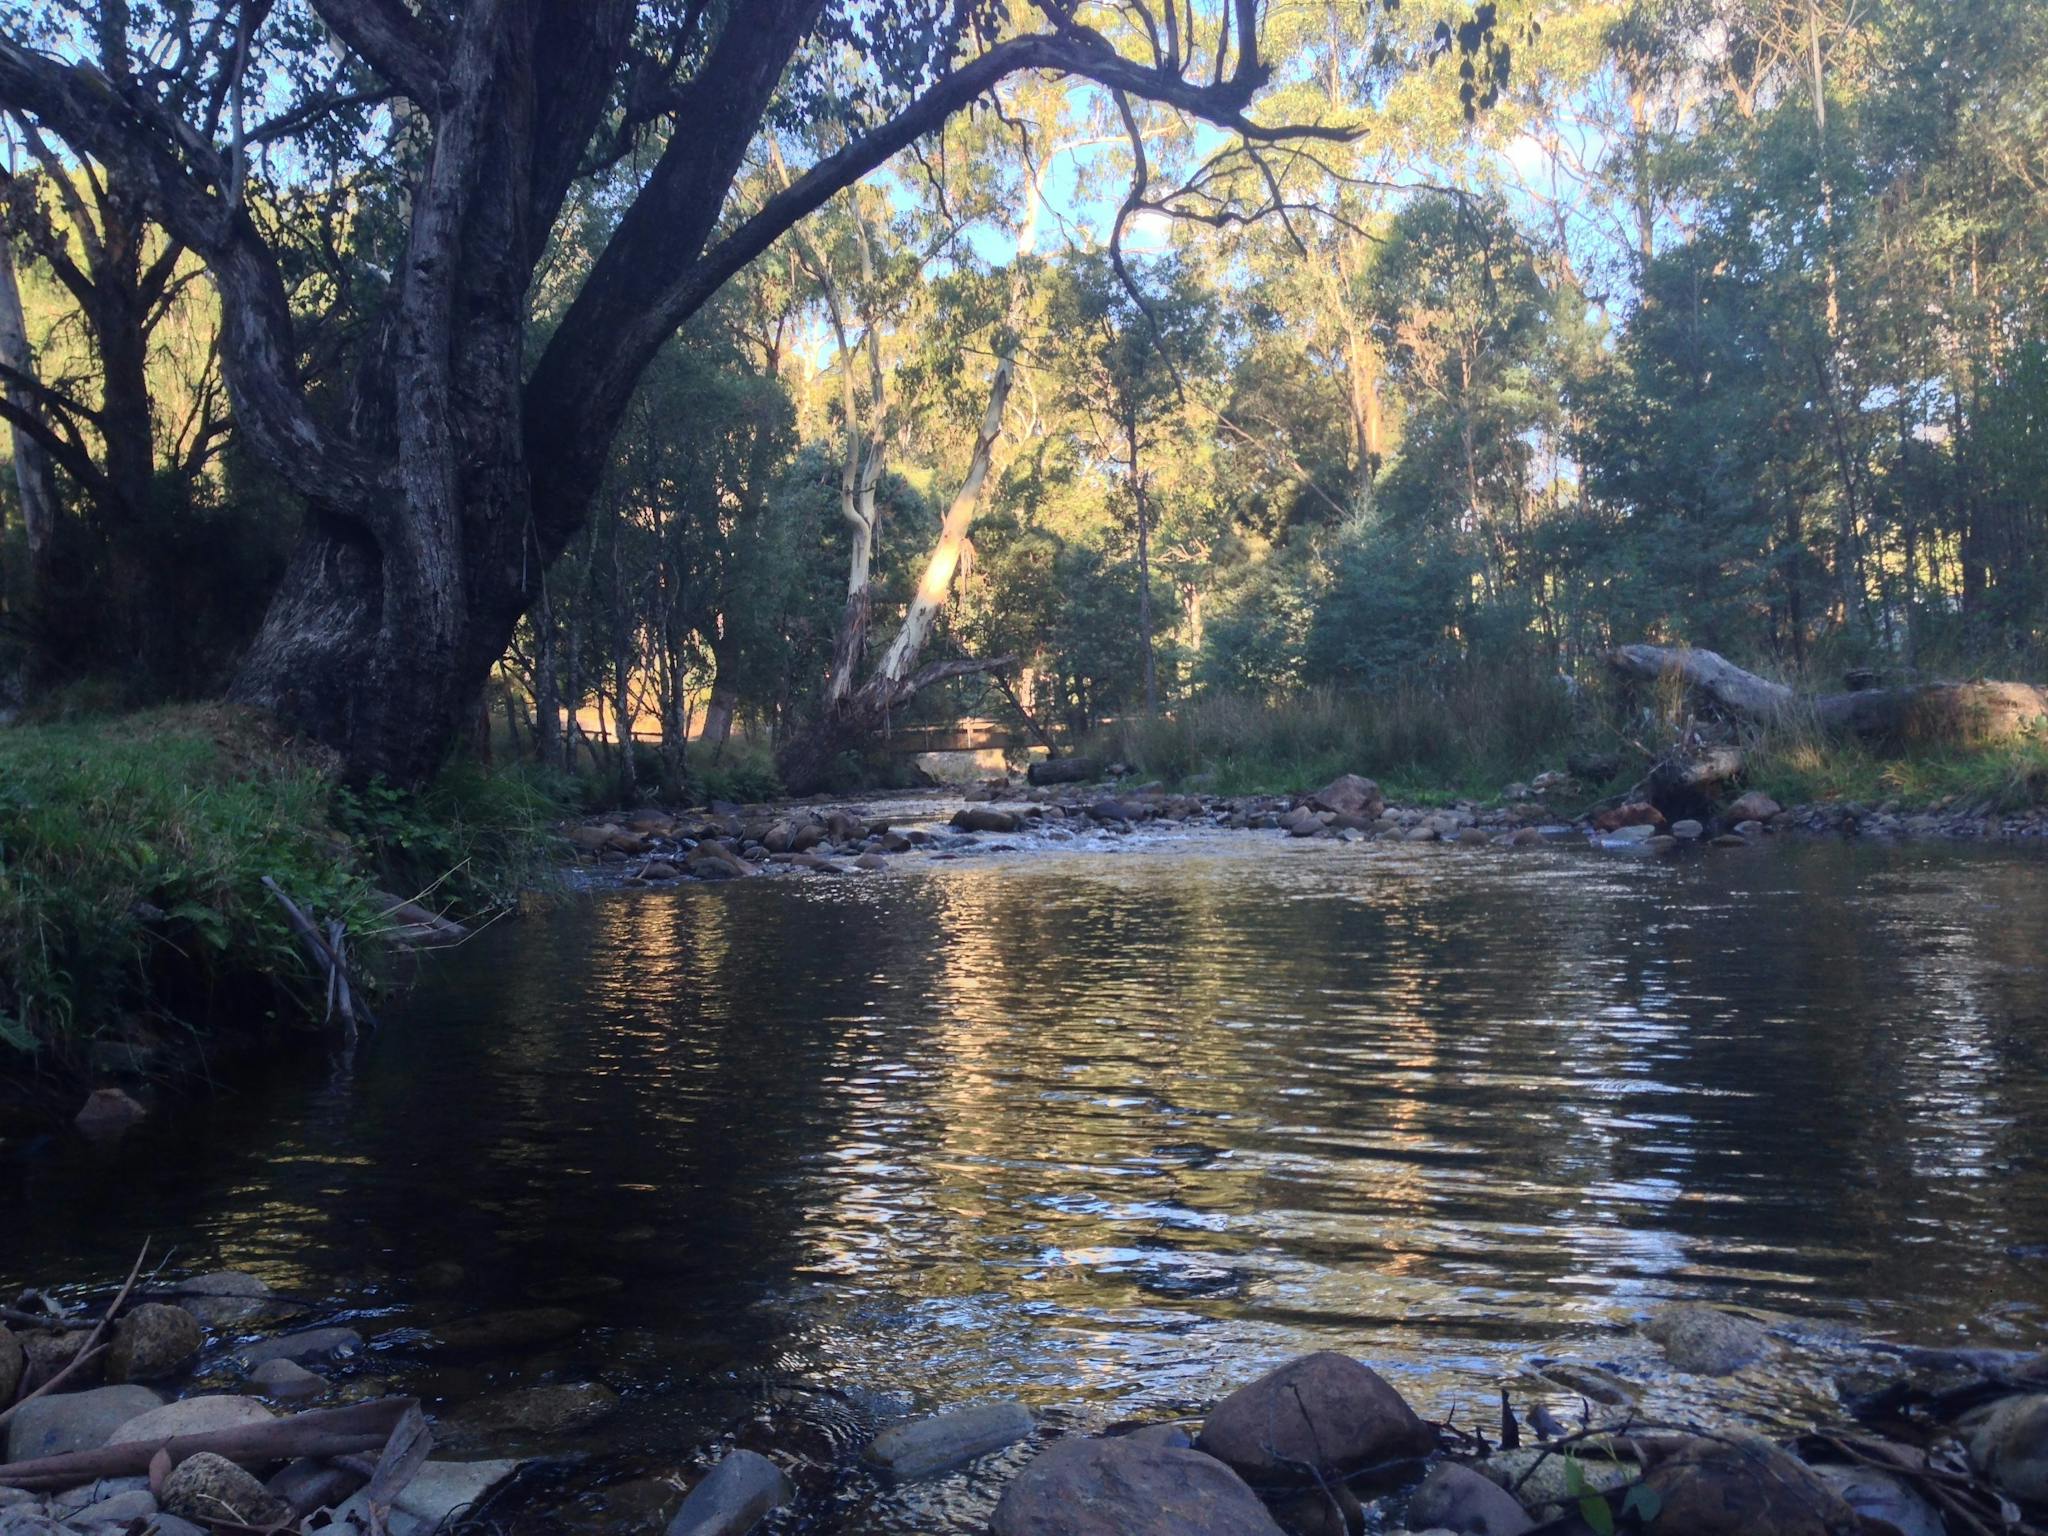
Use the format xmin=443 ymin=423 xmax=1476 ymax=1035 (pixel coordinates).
xmin=5 ymin=832 xmax=2048 ymax=1530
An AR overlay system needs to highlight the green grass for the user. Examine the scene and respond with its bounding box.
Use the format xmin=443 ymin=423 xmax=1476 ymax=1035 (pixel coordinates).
xmin=0 ymin=706 xmax=573 ymax=1066
xmin=1085 ymin=675 xmax=1583 ymax=803
xmin=1746 ymin=729 xmax=2048 ymax=812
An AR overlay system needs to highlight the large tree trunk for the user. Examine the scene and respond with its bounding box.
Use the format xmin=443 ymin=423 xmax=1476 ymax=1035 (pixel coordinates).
xmin=1608 ymin=645 xmax=2048 ymax=748
xmin=0 ymin=237 xmax=59 ymax=579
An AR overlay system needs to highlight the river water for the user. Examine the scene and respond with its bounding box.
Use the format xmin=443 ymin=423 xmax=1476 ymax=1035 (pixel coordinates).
xmin=5 ymin=826 xmax=2048 ymax=1530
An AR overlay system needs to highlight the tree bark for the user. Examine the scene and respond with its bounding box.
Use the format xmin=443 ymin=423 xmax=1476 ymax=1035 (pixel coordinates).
xmin=0 ymin=236 xmax=58 ymax=574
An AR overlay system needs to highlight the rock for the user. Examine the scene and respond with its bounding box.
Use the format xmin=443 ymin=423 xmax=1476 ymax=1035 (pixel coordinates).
xmin=1643 ymin=1304 xmax=1772 ymax=1375
xmin=146 ymin=1517 xmax=207 ymax=1536
xmin=641 ymin=860 xmax=680 ymax=881
xmin=1198 ymin=1352 xmax=1433 ymax=1489
xmin=1640 ymin=1435 xmax=1859 ymax=1536
xmin=1309 ymin=774 xmax=1385 ymax=820
xmin=1965 ymin=1392 xmax=2048 ymax=1505
xmin=64 ymin=1489 xmax=156 ymax=1527
xmin=1405 ymin=1463 xmax=1534 ymax=1535
xmin=109 ymin=1395 xmax=274 ymax=1443
xmin=1727 ymin=791 xmax=1783 ymax=822
xmin=1404 ymin=824 xmax=1439 ymax=842
xmin=1086 ymin=799 xmax=1139 ymax=823
xmin=665 ymin=1450 xmax=792 ymax=1536
xmin=326 ymin=1460 xmax=521 ymax=1536
xmin=170 ymin=1272 xmax=275 ymax=1327
xmin=1509 ymin=826 xmax=1543 ymax=846
xmin=236 ymin=1325 xmax=363 ymax=1366
xmin=1712 ymin=833 xmax=1748 ymax=847
xmin=1473 ymin=1448 xmax=1638 ymax=1520
xmin=952 ymin=807 xmax=1022 ymax=833
xmin=105 ymin=1304 xmax=202 ymax=1383
xmin=429 ymin=1308 xmax=581 ymax=1355
xmin=1670 ymin=818 xmax=1704 ymax=839
xmin=1117 ymin=1424 xmax=1194 ymax=1451
xmin=686 ymin=843 xmax=755 ymax=879
xmin=267 ymin=1456 xmax=366 ymax=1515
xmin=442 ymin=1382 xmax=620 ymax=1444
xmin=21 ymin=1330 xmax=102 ymax=1389
xmin=0 ymin=1328 xmax=21 ymax=1406
xmin=74 ymin=1089 xmax=147 ymax=1137
xmin=5 ymin=1385 xmax=163 ymax=1462
xmin=49 ymin=1480 xmax=149 ymax=1515
xmin=1645 ymin=834 xmax=1678 ymax=853
xmin=1809 ymin=1463 xmax=1944 ymax=1536
xmin=1594 ymin=801 xmax=1666 ymax=832
xmin=160 ymin=1453 xmax=289 ymax=1528
xmin=1602 ymin=822 xmax=1657 ymax=845
xmin=414 ymin=1261 xmax=467 ymax=1294
xmin=864 ymin=1402 xmax=1034 ymax=1481
xmin=991 ymin=1436 xmax=1283 ymax=1536
xmin=1455 ymin=827 xmax=1490 ymax=846
xmin=853 ymin=852 xmax=888 ymax=872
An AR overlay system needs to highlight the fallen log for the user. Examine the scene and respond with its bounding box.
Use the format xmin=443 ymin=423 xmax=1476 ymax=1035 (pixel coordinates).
xmin=1608 ymin=646 xmax=2048 ymax=748
xmin=0 ymin=1398 xmax=416 ymax=1489
xmin=1026 ymin=757 xmax=1100 ymax=787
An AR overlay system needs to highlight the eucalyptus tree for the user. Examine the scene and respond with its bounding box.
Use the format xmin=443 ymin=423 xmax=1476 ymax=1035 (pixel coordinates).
xmin=0 ymin=0 xmax=1434 ymax=784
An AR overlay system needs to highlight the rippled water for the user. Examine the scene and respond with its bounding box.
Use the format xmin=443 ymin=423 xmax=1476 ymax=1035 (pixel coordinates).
xmin=6 ymin=828 xmax=2048 ymax=1530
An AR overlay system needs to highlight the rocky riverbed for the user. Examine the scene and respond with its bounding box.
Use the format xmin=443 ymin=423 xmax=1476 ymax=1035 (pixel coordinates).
xmin=2 ymin=1257 xmax=2044 ymax=1536
xmin=559 ymin=766 xmax=2048 ymax=891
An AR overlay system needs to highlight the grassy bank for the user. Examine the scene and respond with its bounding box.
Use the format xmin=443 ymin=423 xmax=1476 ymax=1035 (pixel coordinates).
xmin=1077 ymin=674 xmax=2048 ymax=814
xmin=0 ymin=705 xmax=571 ymax=1078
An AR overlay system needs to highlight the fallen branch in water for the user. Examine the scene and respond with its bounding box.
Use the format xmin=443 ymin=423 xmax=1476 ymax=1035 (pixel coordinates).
xmin=0 ymin=1399 xmax=418 ymax=1489
xmin=263 ymin=876 xmax=378 ymax=1039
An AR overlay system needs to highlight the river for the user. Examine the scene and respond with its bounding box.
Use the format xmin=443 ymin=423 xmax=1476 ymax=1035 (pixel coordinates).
xmin=5 ymin=824 xmax=2047 ymax=1531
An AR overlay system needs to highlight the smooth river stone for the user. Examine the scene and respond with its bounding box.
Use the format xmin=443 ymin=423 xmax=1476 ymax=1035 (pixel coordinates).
xmin=990 ymin=1437 xmax=1284 ymax=1536
xmin=664 ymin=1450 xmax=793 ymax=1536
xmin=1198 ymin=1352 xmax=1433 ymax=1487
xmin=863 ymin=1402 xmax=1034 ymax=1480
xmin=5 ymin=1385 xmax=163 ymax=1463
xmin=109 ymin=1395 xmax=275 ymax=1443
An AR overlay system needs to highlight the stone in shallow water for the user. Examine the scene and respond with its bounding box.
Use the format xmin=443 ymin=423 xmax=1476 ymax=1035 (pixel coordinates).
xmin=171 ymin=1272 xmax=276 ymax=1327
xmin=863 ymin=1402 xmax=1034 ymax=1481
xmin=237 ymin=1326 xmax=363 ymax=1367
xmin=5 ymin=1385 xmax=163 ymax=1463
xmin=1474 ymin=1447 xmax=1638 ymax=1520
xmin=1640 ymin=1434 xmax=1859 ymax=1536
xmin=441 ymin=1382 xmax=620 ymax=1446
xmin=327 ymin=1460 xmax=521 ymax=1536
xmin=1809 ymin=1462 xmax=1944 ymax=1536
xmin=1405 ymin=1463 xmax=1534 ymax=1535
xmin=663 ymin=1450 xmax=791 ymax=1536
xmin=990 ymin=1436 xmax=1283 ymax=1536
xmin=248 ymin=1357 xmax=326 ymax=1401
xmin=64 ymin=1489 xmax=156 ymax=1527
xmin=1965 ymin=1392 xmax=2048 ymax=1506
xmin=1198 ymin=1351 xmax=1433 ymax=1488
xmin=1642 ymin=1303 xmax=1772 ymax=1375
xmin=429 ymin=1308 xmax=583 ymax=1355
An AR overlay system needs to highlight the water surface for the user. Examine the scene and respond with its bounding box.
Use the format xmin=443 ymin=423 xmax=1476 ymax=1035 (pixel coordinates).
xmin=6 ymin=830 xmax=2048 ymax=1530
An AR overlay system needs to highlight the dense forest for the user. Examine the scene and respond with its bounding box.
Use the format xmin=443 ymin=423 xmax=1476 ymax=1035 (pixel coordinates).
xmin=1 ymin=0 xmax=2043 ymax=797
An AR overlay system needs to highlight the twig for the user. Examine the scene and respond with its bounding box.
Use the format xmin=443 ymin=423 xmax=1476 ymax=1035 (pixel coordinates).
xmin=1 ymin=1240 xmax=148 ymax=1421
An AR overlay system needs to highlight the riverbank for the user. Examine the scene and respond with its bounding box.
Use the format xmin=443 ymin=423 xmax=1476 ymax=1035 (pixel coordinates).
xmin=0 ymin=1251 xmax=2040 ymax=1536
xmin=0 ymin=706 xmax=568 ymax=1119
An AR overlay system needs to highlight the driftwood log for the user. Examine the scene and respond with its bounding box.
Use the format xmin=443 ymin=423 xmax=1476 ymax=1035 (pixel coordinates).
xmin=0 ymin=1399 xmax=417 ymax=1490
xmin=1608 ymin=646 xmax=2048 ymax=748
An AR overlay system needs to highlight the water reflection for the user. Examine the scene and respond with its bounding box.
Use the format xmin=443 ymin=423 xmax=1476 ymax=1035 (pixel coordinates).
xmin=4 ymin=834 xmax=2048 ymax=1530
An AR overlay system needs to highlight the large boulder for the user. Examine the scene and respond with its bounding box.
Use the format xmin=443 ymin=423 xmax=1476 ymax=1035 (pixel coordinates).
xmin=1726 ymin=791 xmax=1783 ymax=823
xmin=664 ymin=1450 xmax=792 ymax=1536
xmin=1308 ymin=775 xmax=1385 ymax=820
xmin=4 ymin=1384 xmax=162 ymax=1462
xmin=1197 ymin=1352 xmax=1433 ymax=1488
xmin=1641 ymin=1435 xmax=1861 ymax=1536
xmin=1405 ymin=1463 xmax=1534 ymax=1535
xmin=106 ymin=1303 xmax=203 ymax=1382
xmin=1642 ymin=1304 xmax=1772 ymax=1376
xmin=160 ymin=1454 xmax=290 ymax=1528
xmin=863 ymin=1402 xmax=1034 ymax=1481
xmin=990 ymin=1436 xmax=1284 ymax=1536
xmin=1965 ymin=1392 xmax=2048 ymax=1506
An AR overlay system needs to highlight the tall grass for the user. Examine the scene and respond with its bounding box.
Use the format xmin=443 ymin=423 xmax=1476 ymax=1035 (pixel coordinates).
xmin=1090 ymin=671 xmax=1583 ymax=801
xmin=0 ymin=705 xmax=573 ymax=1065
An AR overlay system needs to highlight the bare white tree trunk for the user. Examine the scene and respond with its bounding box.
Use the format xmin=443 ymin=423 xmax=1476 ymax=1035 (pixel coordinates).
xmin=0 ymin=235 xmax=59 ymax=560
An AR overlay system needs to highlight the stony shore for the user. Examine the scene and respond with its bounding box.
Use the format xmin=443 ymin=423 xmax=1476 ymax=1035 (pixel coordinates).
xmin=1 ymin=1261 xmax=2042 ymax=1536
xmin=562 ymin=767 xmax=2048 ymax=889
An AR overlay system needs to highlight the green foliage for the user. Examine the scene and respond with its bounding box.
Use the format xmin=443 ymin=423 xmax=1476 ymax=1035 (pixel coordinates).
xmin=0 ymin=708 xmax=573 ymax=1062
